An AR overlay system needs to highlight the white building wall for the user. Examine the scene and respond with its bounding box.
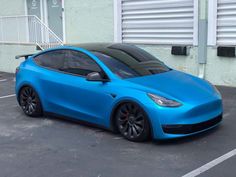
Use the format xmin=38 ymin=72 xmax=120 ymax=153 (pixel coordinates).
xmin=0 ymin=0 xmax=235 ymax=87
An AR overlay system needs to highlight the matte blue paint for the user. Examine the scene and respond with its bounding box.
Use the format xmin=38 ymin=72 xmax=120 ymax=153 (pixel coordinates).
xmin=15 ymin=46 xmax=223 ymax=140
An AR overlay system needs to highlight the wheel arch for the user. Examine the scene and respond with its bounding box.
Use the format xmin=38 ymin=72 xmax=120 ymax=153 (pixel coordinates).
xmin=109 ymin=99 xmax=154 ymax=139
xmin=17 ymin=84 xmax=34 ymax=102
xmin=17 ymin=84 xmax=44 ymax=112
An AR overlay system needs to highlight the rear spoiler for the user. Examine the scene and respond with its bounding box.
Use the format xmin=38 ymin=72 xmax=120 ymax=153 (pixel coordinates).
xmin=15 ymin=54 xmax=34 ymax=60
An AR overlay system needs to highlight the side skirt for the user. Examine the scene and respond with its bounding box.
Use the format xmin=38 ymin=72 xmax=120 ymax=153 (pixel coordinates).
xmin=44 ymin=111 xmax=112 ymax=132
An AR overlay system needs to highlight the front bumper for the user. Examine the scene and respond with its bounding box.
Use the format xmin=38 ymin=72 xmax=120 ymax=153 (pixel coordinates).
xmin=143 ymin=96 xmax=223 ymax=140
xmin=162 ymin=114 xmax=222 ymax=134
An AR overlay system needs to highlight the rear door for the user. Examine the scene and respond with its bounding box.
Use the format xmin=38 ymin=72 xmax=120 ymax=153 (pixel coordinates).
xmin=34 ymin=49 xmax=114 ymax=126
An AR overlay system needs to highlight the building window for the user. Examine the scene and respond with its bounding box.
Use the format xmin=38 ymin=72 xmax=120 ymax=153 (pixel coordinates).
xmin=114 ymin=0 xmax=198 ymax=45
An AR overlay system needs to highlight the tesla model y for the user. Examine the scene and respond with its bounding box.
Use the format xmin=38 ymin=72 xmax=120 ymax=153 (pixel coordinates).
xmin=15 ymin=43 xmax=223 ymax=141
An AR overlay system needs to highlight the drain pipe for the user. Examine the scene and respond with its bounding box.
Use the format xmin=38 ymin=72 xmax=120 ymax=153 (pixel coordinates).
xmin=198 ymin=0 xmax=208 ymax=79
xmin=198 ymin=63 xmax=206 ymax=78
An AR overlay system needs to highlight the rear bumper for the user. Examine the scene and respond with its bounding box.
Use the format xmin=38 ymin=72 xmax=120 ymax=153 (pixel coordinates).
xmin=162 ymin=114 xmax=222 ymax=134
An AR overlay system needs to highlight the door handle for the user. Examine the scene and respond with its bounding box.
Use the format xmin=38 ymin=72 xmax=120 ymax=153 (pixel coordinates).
xmin=110 ymin=93 xmax=117 ymax=98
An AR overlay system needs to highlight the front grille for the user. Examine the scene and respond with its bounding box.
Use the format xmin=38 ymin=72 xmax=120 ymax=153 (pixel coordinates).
xmin=162 ymin=114 xmax=222 ymax=134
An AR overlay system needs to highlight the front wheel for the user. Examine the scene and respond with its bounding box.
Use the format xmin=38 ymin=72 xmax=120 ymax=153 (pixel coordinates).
xmin=116 ymin=102 xmax=150 ymax=142
xmin=19 ymin=86 xmax=43 ymax=117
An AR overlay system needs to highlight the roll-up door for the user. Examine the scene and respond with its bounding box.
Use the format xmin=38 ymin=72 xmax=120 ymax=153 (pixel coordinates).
xmin=119 ymin=0 xmax=198 ymax=45
xmin=217 ymin=0 xmax=236 ymax=45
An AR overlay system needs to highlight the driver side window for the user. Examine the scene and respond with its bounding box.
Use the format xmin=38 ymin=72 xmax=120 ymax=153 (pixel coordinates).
xmin=63 ymin=50 xmax=101 ymax=76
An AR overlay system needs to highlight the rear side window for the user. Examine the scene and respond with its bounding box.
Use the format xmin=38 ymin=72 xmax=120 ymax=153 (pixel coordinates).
xmin=34 ymin=50 xmax=65 ymax=70
xmin=34 ymin=49 xmax=101 ymax=77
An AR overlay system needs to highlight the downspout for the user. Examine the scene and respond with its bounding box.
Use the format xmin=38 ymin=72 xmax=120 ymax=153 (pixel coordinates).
xmin=198 ymin=0 xmax=208 ymax=78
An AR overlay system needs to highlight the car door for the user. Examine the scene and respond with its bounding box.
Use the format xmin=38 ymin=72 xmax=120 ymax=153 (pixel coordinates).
xmin=34 ymin=49 xmax=115 ymax=126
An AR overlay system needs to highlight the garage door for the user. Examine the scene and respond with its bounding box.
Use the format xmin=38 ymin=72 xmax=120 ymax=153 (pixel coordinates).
xmin=217 ymin=0 xmax=236 ymax=45
xmin=208 ymin=0 xmax=236 ymax=46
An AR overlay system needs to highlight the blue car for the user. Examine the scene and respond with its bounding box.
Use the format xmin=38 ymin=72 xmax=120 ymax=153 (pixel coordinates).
xmin=15 ymin=43 xmax=223 ymax=142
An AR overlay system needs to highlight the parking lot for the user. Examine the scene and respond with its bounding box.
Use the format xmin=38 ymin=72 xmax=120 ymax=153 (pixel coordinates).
xmin=0 ymin=71 xmax=235 ymax=177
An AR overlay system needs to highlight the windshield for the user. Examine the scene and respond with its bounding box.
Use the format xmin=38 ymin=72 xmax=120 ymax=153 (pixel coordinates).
xmin=92 ymin=44 xmax=170 ymax=79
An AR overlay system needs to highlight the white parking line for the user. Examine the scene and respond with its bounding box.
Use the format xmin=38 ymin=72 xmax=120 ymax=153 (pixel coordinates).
xmin=0 ymin=94 xmax=16 ymax=99
xmin=0 ymin=79 xmax=7 ymax=82
xmin=182 ymin=149 xmax=236 ymax=177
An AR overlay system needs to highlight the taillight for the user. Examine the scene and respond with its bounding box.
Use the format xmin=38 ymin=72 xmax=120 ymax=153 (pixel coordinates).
xmin=15 ymin=67 xmax=20 ymax=75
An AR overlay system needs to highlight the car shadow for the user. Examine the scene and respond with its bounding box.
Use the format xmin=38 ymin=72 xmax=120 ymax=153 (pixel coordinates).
xmin=18 ymin=109 xmax=223 ymax=146
xmin=43 ymin=112 xmax=116 ymax=133
xmin=153 ymin=125 xmax=221 ymax=146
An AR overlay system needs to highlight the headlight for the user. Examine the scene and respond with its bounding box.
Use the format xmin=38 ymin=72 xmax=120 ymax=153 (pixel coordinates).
xmin=148 ymin=93 xmax=182 ymax=107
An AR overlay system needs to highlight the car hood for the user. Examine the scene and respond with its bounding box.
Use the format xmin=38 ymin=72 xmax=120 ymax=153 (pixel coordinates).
xmin=126 ymin=70 xmax=217 ymax=103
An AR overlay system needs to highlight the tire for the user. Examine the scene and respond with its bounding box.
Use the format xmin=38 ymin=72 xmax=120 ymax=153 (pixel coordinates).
xmin=116 ymin=102 xmax=150 ymax=142
xmin=19 ymin=86 xmax=43 ymax=117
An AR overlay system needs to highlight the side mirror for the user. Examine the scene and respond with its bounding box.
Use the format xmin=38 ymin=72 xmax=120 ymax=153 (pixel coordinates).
xmin=86 ymin=72 xmax=109 ymax=82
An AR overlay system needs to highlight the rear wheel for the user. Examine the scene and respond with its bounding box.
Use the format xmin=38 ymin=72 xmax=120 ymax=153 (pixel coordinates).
xmin=116 ymin=102 xmax=150 ymax=142
xmin=19 ymin=86 xmax=43 ymax=117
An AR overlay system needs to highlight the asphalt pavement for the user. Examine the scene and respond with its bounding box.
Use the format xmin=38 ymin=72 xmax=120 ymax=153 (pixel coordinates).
xmin=0 ymin=72 xmax=235 ymax=177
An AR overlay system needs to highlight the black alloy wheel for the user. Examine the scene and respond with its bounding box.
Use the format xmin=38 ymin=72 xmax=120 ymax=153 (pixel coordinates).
xmin=19 ymin=86 xmax=43 ymax=117
xmin=116 ymin=102 xmax=150 ymax=142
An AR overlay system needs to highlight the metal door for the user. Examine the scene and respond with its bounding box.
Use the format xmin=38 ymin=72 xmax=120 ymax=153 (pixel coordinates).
xmin=26 ymin=0 xmax=42 ymax=43
xmin=27 ymin=0 xmax=41 ymax=18
xmin=47 ymin=0 xmax=63 ymax=41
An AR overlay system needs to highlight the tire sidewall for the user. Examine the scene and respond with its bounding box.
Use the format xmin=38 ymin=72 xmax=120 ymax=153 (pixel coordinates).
xmin=115 ymin=102 xmax=151 ymax=142
xmin=19 ymin=86 xmax=43 ymax=117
